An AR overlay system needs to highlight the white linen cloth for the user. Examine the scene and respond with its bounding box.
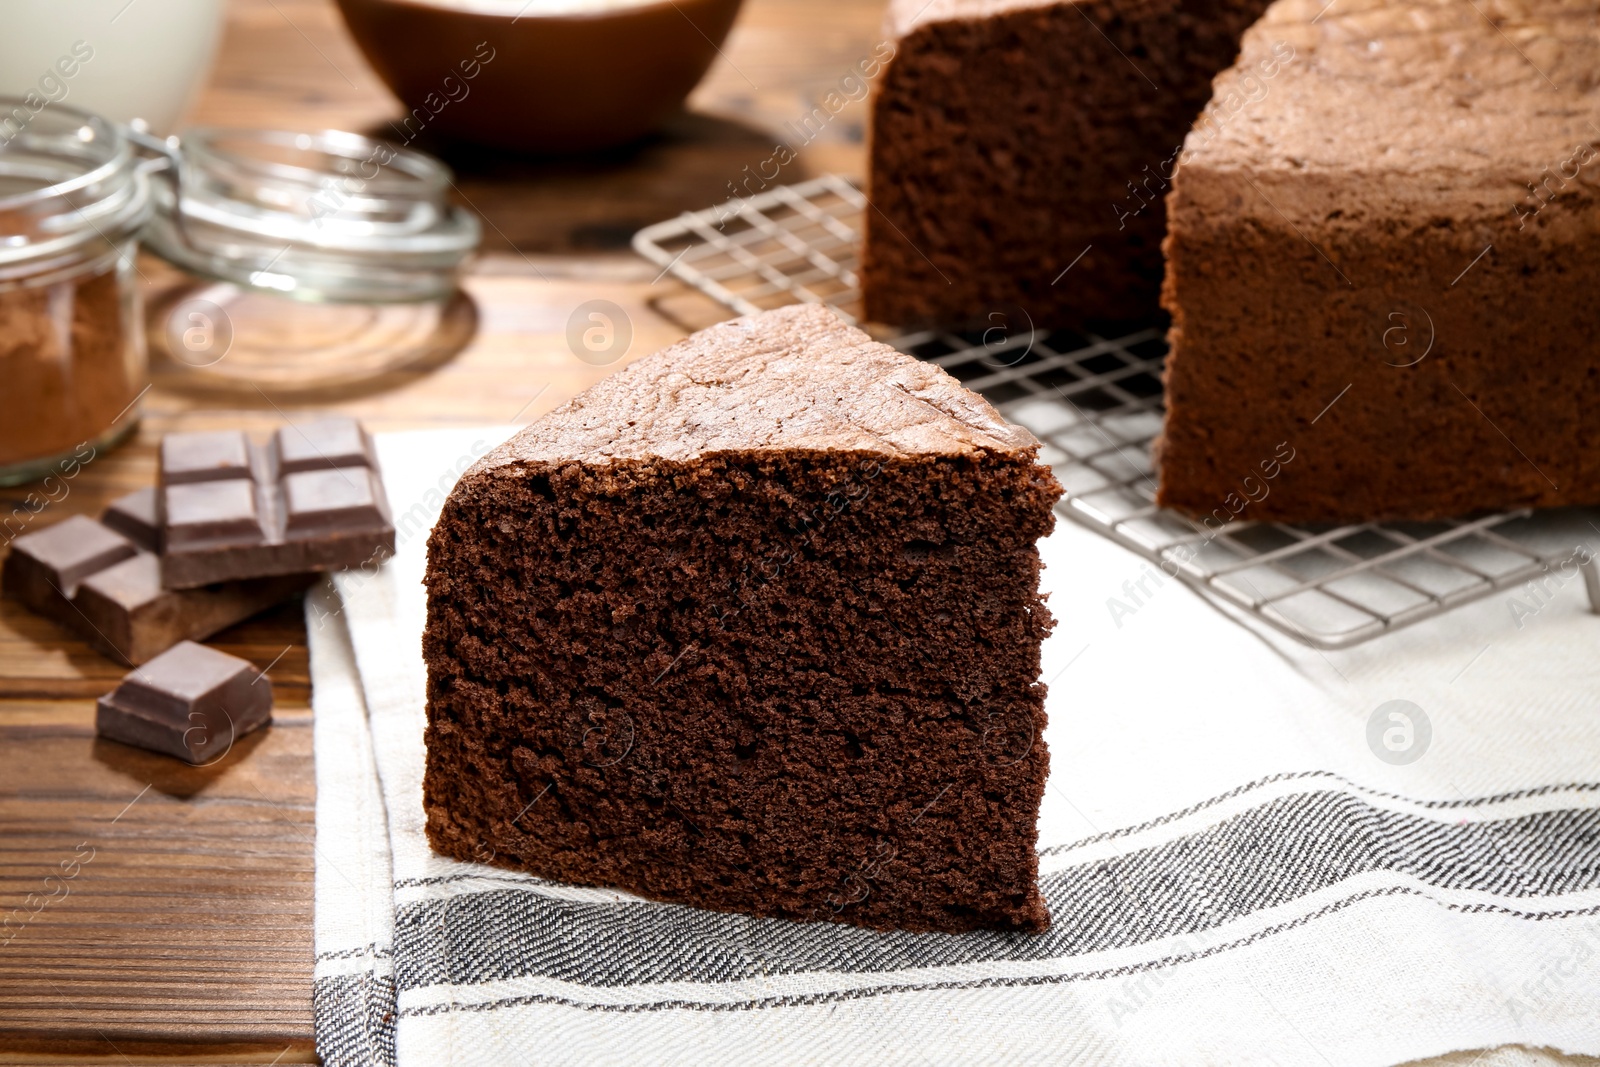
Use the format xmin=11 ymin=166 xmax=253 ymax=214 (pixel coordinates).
xmin=311 ymin=426 xmax=1600 ymax=1067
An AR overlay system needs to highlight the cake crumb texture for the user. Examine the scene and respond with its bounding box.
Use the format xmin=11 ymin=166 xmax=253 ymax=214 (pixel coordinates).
xmin=1159 ymin=0 xmax=1600 ymax=522
xmin=423 ymin=306 xmax=1063 ymax=933
xmin=863 ymin=0 xmax=1273 ymax=329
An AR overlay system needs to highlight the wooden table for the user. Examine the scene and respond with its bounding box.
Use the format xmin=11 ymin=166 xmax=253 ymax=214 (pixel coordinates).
xmin=0 ymin=2 xmax=1590 ymax=1064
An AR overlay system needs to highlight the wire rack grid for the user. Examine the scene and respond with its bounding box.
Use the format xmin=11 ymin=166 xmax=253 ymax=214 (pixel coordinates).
xmin=632 ymin=175 xmax=1600 ymax=650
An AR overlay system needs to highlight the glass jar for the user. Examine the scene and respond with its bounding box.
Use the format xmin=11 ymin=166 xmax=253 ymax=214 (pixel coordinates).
xmin=0 ymin=103 xmax=150 ymax=485
xmin=140 ymin=125 xmax=480 ymax=394
xmin=0 ymin=98 xmax=481 ymax=484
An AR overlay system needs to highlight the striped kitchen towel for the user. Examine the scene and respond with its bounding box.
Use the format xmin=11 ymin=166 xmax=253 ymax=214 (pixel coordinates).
xmin=311 ymin=426 xmax=1600 ymax=1066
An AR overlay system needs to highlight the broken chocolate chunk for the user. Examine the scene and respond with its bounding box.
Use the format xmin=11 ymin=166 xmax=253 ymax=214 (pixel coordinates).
xmin=4 ymin=515 xmax=137 ymax=610
xmin=101 ymin=487 xmax=163 ymax=553
xmin=3 ymin=505 xmax=310 ymax=665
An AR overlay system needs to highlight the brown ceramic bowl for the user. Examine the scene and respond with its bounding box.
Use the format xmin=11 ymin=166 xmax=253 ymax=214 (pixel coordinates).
xmin=334 ymin=0 xmax=744 ymax=154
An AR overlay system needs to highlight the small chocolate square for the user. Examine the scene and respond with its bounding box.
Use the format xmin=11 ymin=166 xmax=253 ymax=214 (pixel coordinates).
xmin=79 ymin=553 xmax=165 ymax=614
xmin=102 ymin=488 xmax=162 ymax=553
xmin=275 ymin=417 xmax=372 ymax=473
xmin=283 ymin=468 xmax=384 ymax=535
xmin=164 ymin=481 xmax=266 ymax=548
xmin=116 ymin=640 xmax=248 ymax=718
xmin=96 ymin=641 xmax=273 ymax=764
xmin=160 ymin=431 xmax=254 ymax=485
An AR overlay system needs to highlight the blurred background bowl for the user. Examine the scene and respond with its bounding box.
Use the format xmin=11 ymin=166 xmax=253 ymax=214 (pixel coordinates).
xmin=333 ymin=0 xmax=746 ymax=155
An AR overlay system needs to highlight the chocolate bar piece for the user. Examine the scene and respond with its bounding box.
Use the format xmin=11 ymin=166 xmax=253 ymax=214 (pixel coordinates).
xmin=2 ymin=505 xmax=311 ymax=665
xmin=158 ymin=418 xmax=394 ymax=589
xmin=101 ymin=486 xmax=162 ymax=552
xmin=3 ymin=514 xmax=135 ymax=615
xmin=96 ymin=641 xmax=273 ymax=764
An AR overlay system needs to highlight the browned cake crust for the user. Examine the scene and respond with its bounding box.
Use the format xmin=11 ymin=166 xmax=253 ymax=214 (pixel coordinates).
xmin=861 ymin=0 xmax=1272 ymax=330
xmin=422 ymin=305 xmax=1063 ymax=933
xmin=1158 ymin=0 xmax=1600 ymax=522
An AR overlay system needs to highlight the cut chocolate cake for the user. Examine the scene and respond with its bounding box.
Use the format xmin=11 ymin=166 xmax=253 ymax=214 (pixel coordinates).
xmin=1158 ymin=0 xmax=1600 ymax=522
xmin=862 ymin=0 xmax=1273 ymax=330
xmin=423 ymin=304 xmax=1062 ymax=933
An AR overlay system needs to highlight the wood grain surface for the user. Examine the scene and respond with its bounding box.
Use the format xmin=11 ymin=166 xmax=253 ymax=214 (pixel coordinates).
xmin=0 ymin=0 xmax=1592 ymax=1064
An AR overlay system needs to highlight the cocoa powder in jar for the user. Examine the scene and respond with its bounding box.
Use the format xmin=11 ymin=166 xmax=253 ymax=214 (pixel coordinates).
xmin=0 ymin=263 xmax=141 ymax=470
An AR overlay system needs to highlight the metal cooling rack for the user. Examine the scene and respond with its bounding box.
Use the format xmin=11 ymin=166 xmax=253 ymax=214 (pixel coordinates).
xmin=633 ymin=175 xmax=1600 ymax=649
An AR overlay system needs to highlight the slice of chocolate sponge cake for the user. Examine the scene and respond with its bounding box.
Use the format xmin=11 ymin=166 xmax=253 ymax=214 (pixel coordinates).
xmin=423 ymin=304 xmax=1062 ymax=933
xmin=862 ymin=0 xmax=1273 ymax=330
xmin=1159 ymin=0 xmax=1600 ymax=522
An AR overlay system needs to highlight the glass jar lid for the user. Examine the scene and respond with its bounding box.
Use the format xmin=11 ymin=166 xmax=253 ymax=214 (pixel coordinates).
xmin=140 ymin=127 xmax=480 ymax=304
xmin=0 ymin=101 xmax=151 ymax=287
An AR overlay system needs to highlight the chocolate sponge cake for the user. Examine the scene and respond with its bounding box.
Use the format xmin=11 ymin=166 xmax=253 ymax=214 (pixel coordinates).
xmin=862 ymin=0 xmax=1272 ymax=329
xmin=422 ymin=305 xmax=1062 ymax=933
xmin=1159 ymin=0 xmax=1600 ymax=522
